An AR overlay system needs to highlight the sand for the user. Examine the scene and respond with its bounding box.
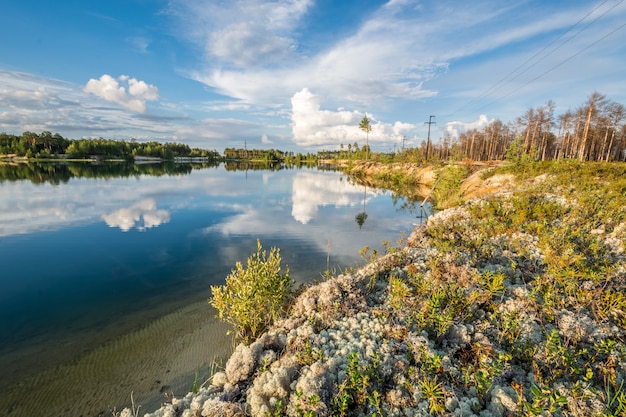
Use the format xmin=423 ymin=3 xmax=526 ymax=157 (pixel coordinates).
xmin=0 ymin=301 xmax=233 ymax=417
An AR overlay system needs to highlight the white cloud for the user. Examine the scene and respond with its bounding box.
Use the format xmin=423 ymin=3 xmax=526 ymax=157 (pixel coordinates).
xmin=174 ymin=0 xmax=441 ymax=107
xmin=0 ymin=70 xmax=265 ymax=149
xmin=102 ymin=199 xmax=170 ymax=231
xmin=290 ymin=88 xmax=415 ymax=147
xmin=83 ymin=74 xmax=159 ymax=113
xmin=209 ymin=22 xmax=295 ymax=67
xmin=170 ymin=0 xmax=312 ymax=67
xmin=171 ymin=0 xmax=626 ymax=131
xmin=445 ymin=114 xmax=492 ymax=138
xmin=261 ymin=133 xmax=273 ymax=144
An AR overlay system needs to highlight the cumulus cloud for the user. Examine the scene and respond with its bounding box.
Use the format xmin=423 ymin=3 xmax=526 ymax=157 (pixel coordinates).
xmin=261 ymin=133 xmax=273 ymax=144
xmin=102 ymin=199 xmax=170 ymax=232
xmin=83 ymin=74 xmax=159 ymax=113
xmin=290 ymin=88 xmax=415 ymax=147
xmin=445 ymin=114 xmax=492 ymax=138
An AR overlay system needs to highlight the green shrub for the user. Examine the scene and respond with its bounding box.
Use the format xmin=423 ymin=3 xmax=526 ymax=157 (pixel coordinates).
xmin=210 ymin=240 xmax=293 ymax=344
xmin=432 ymin=164 xmax=470 ymax=209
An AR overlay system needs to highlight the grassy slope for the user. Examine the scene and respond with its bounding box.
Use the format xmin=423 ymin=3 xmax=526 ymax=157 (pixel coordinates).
xmin=141 ymin=160 xmax=626 ymax=417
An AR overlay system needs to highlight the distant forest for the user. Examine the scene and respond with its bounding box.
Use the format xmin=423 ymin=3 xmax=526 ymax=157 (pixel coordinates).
xmin=1 ymin=92 xmax=625 ymax=163
xmin=0 ymin=133 xmax=220 ymax=160
xmin=426 ymin=92 xmax=626 ymax=162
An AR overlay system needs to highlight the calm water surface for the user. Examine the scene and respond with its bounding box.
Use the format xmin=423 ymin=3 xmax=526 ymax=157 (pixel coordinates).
xmin=0 ymin=162 xmax=427 ymax=415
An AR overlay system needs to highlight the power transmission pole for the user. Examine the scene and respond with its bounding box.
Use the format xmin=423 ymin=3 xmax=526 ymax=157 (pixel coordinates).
xmin=424 ymin=115 xmax=436 ymax=160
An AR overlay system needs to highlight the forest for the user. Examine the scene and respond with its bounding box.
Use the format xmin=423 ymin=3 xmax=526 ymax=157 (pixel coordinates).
xmin=0 ymin=133 xmax=220 ymax=160
xmin=426 ymin=92 xmax=626 ymax=162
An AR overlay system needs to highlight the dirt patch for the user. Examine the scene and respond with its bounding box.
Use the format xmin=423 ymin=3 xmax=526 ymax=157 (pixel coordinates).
xmin=337 ymin=161 xmax=514 ymax=202
xmin=462 ymin=172 xmax=516 ymax=200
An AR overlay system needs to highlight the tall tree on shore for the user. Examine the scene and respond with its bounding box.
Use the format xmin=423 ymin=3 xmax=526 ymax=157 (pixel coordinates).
xmin=359 ymin=116 xmax=372 ymax=160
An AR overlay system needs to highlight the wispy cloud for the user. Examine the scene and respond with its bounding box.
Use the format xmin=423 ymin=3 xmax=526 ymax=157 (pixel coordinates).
xmin=169 ymin=0 xmax=312 ymax=67
xmin=172 ymin=0 xmax=626 ymax=119
xmin=171 ymin=0 xmax=443 ymax=107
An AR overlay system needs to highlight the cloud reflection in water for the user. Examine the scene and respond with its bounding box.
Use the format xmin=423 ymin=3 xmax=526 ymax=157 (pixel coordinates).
xmin=102 ymin=199 xmax=170 ymax=232
xmin=291 ymin=171 xmax=378 ymax=224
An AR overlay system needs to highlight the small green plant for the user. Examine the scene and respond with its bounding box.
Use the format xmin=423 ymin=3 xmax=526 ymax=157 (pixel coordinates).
xmin=293 ymin=391 xmax=321 ymax=417
xmin=266 ymin=399 xmax=285 ymax=417
xmin=480 ymin=271 xmax=506 ymax=299
xmin=520 ymin=384 xmax=568 ymax=416
xmin=191 ymin=369 xmax=201 ymax=394
xmin=332 ymin=352 xmax=385 ymax=416
xmin=297 ymin=339 xmax=323 ymax=366
xmin=210 ymin=240 xmax=293 ymax=344
xmin=603 ymin=379 xmax=626 ymax=416
xmin=388 ymin=275 xmax=413 ymax=311
xmin=420 ymin=376 xmax=445 ymax=415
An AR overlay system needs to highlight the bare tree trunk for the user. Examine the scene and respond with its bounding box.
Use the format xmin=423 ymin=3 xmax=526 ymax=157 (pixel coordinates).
xmin=605 ymin=130 xmax=616 ymax=162
xmin=578 ymin=106 xmax=593 ymax=161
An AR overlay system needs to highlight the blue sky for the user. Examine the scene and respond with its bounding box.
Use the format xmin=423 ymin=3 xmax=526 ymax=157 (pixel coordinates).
xmin=1 ymin=0 xmax=625 ymax=152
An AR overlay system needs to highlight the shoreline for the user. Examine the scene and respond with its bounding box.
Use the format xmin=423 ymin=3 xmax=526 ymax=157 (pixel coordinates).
xmin=138 ymin=163 xmax=626 ymax=417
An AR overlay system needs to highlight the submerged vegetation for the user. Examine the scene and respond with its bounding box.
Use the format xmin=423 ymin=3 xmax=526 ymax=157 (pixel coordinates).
xmin=140 ymin=160 xmax=625 ymax=417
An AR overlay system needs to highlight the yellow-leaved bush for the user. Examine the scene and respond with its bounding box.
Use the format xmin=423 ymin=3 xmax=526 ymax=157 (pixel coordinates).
xmin=210 ymin=240 xmax=293 ymax=344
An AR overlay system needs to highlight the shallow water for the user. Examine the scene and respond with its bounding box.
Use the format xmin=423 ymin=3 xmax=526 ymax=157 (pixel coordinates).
xmin=0 ymin=162 xmax=426 ymax=416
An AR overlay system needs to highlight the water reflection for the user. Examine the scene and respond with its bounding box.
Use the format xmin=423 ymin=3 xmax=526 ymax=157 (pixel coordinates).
xmin=291 ymin=171 xmax=378 ymax=224
xmin=0 ymin=162 xmax=425 ymax=410
xmin=0 ymin=160 xmax=200 ymax=184
xmin=103 ymin=199 xmax=171 ymax=231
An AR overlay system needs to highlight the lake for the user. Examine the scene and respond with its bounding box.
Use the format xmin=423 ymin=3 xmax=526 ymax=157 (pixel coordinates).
xmin=0 ymin=161 xmax=428 ymax=416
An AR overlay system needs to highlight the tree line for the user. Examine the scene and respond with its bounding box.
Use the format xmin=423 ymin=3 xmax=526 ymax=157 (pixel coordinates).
xmin=0 ymin=132 xmax=220 ymax=160
xmin=436 ymin=92 xmax=626 ymax=162
xmin=0 ymin=133 xmax=320 ymax=164
xmin=223 ymin=147 xmax=320 ymax=165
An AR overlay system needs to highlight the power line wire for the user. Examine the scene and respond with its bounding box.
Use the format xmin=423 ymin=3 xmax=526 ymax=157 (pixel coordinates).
xmin=481 ymin=21 xmax=626 ymax=110
xmin=451 ymin=0 xmax=621 ymax=116
xmin=494 ymin=0 xmax=623 ymax=87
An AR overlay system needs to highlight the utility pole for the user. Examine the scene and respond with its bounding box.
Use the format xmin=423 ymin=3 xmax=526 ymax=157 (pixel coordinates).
xmin=424 ymin=115 xmax=436 ymax=160
xmin=402 ymin=136 xmax=406 ymax=151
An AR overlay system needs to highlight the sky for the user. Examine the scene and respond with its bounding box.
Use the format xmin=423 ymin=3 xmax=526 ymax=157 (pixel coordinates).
xmin=0 ymin=0 xmax=625 ymax=152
